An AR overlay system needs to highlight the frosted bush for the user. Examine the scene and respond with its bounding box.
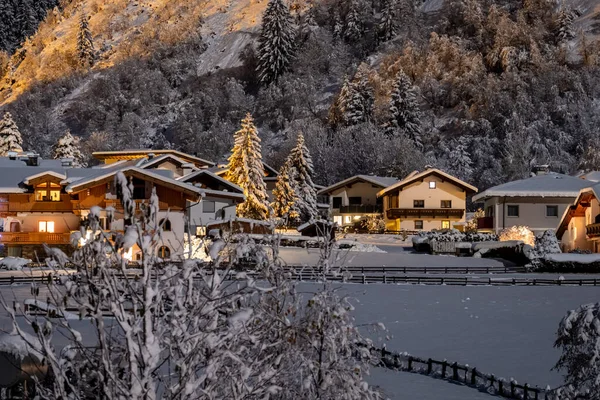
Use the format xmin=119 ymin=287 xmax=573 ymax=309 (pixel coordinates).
xmin=499 ymin=226 xmax=535 ymax=247
xmin=532 ymin=230 xmax=561 ymax=259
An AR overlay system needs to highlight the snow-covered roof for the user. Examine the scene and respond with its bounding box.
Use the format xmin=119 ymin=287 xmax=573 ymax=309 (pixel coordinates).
xmin=137 ymin=153 xmax=199 ymax=171
xmin=377 ymin=169 xmax=477 ymax=197
xmin=92 ymin=149 xmax=215 ymax=167
xmin=578 ymin=170 xmax=600 ymax=182
xmin=473 ymin=173 xmax=589 ymax=202
xmin=317 ymin=175 xmax=399 ymax=195
xmin=23 ymin=171 xmax=67 ymax=185
xmin=177 ymin=169 xmax=243 ymax=193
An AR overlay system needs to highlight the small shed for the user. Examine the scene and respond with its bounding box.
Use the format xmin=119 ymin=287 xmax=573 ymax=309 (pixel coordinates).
xmin=297 ymin=220 xmax=338 ymax=239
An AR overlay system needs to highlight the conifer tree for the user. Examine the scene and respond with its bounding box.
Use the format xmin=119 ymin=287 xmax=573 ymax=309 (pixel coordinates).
xmin=378 ymin=0 xmax=397 ymax=43
xmin=272 ymin=159 xmax=298 ymax=221
xmin=287 ymin=133 xmax=318 ymax=223
xmin=0 ymin=112 xmax=23 ymax=156
xmin=77 ymin=12 xmax=95 ymax=68
xmin=333 ymin=10 xmax=343 ymax=40
xmin=227 ymin=113 xmax=270 ymax=220
xmin=344 ymin=1 xmax=363 ymax=42
xmin=256 ymin=0 xmax=295 ymax=85
xmin=555 ymin=6 xmax=578 ymax=43
xmin=52 ymin=130 xmax=87 ymax=167
xmin=341 ymin=64 xmax=374 ymax=126
xmin=387 ymin=70 xmax=422 ymax=148
xmin=446 ymin=136 xmax=473 ymax=181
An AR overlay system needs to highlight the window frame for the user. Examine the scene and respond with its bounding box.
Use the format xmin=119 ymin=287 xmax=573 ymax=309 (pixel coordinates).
xmin=546 ymin=205 xmax=559 ymax=218
xmin=414 ymin=220 xmax=424 ymax=230
xmin=441 ymin=220 xmax=451 ymax=229
xmin=429 ymin=181 xmax=436 ymax=189
xmin=38 ymin=220 xmax=55 ymax=233
xmin=203 ymin=200 xmax=216 ymax=213
xmin=413 ymin=200 xmax=425 ymax=208
xmin=441 ymin=200 xmax=452 ymax=209
xmin=507 ymin=205 xmax=520 ymax=217
xmin=348 ymin=196 xmax=362 ymax=206
xmin=159 ymin=218 xmax=172 ymax=232
xmin=157 ymin=246 xmax=171 ymax=259
xmin=332 ymin=197 xmax=342 ymax=209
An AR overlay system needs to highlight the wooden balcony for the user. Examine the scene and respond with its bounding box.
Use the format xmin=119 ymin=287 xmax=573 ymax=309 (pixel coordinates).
xmin=0 ymin=232 xmax=72 ymax=245
xmin=477 ymin=217 xmax=494 ymax=230
xmin=586 ymin=223 xmax=600 ymax=237
xmin=338 ymin=205 xmax=382 ymax=214
xmin=386 ymin=208 xmax=465 ymax=220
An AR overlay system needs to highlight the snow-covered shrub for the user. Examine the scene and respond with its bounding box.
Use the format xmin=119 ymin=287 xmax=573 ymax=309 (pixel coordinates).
xmin=2 ymin=174 xmax=381 ymax=399
xmin=554 ymin=303 xmax=600 ymax=398
xmin=418 ymin=229 xmax=497 ymax=243
xmin=361 ymin=215 xmax=386 ymax=233
xmin=531 ymin=230 xmax=561 ymax=259
xmin=0 ymin=257 xmax=32 ymax=270
xmin=499 ymin=226 xmax=535 ymax=247
xmin=465 ymin=208 xmax=484 ymax=233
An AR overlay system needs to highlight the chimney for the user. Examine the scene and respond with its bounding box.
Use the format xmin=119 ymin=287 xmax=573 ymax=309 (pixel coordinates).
xmin=61 ymin=158 xmax=74 ymax=168
xmin=532 ymin=165 xmax=550 ymax=176
xmin=7 ymin=151 xmax=17 ymax=160
xmin=182 ymin=162 xmax=194 ymax=177
xmin=26 ymin=152 xmax=39 ymax=166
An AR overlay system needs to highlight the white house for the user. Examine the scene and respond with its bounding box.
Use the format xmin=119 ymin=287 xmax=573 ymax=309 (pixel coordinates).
xmin=317 ymin=175 xmax=398 ymax=227
xmin=473 ymin=169 xmax=590 ymax=234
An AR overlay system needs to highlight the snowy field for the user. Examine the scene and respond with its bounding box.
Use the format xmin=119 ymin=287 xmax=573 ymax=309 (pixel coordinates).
xmin=297 ymin=283 xmax=600 ymax=389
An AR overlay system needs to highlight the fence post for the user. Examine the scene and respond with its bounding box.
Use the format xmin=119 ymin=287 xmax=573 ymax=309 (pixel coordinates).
xmin=511 ymin=381 xmax=516 ymax=397
xmin=471 ymin=368 xmax=476 ymax=385
xmin=427 ymin=358 xmax=432 ymax=374
xmin=10 ymin=276 xmax=14 ymax=285
xmin=383 ymin=273 xmax=387 ymax=284
xmin=524 ymin=383 xmax=529 ymax=399
xmin=451 ymin=362 xmax=458 ymax=380
xmin=498 ymin=379 xmax=503 ymax=395
xmin=407 ymin=356 xmax=413 ymax=371
xmin=362 ymin=274 xmax=366 ymax=284
xmin=442 ymin=361 xmax=447 ymax=378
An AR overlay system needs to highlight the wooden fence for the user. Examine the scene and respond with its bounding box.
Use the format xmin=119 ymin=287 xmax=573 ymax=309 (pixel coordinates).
xmin=371 ymin=346 xmax=553 ymax=400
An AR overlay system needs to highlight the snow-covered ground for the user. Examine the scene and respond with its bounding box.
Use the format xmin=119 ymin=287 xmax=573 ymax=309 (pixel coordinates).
xmin=298 ymin=283 xmax=599 ymax=388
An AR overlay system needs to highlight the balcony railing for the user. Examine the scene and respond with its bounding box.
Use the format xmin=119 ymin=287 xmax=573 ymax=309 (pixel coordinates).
xmin=338 ymin=205 xmax=382 ymax=214
xmin=0 ymin=232 xmax=72 ymax=245
xmin=477 ymin=217 xmax=494 ymax=230
xmin=586 ymin=223 xmax=600 ymax=237
xmin=386 ymin=208 xmax=465 ymax=220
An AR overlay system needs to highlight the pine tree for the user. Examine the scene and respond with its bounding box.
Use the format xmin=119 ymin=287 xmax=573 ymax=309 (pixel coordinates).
xmin=344 ymin=2 xmax=363 ymax=42
xmin=287 ymin=133 xmax=318 ymax=223
xmin=77 ymin=12 xmax=95 ymax=68
xmin=52 ymin=130 xmax=87 ymax=167
xmin=341 ymin=64 xmax=374 ymax=126
xmin=555 ymin=6 xmax=578 ymax=43
xmin=378 ymin=0 xmax=397 ymax=43
xmin=256 ymin=0 xmax=295 ymax=85
xmin=446 ymin=136 xmax=473 ymax=181
xmin=227 ymin=113 xmax=270 ymax=220
xmin=0 ymin=112 xmax=23 ymax=156
xmin=387 ymin=70 xmax=422 ymax=148
xmin=271 ymin=159 xmax=298 ymax=221
xmin=333 ymin=10 xmax=343 ymax=40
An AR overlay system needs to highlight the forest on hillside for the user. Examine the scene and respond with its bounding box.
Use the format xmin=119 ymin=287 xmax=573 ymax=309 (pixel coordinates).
xmin=1 ymin=0 xmax=600 ymax=194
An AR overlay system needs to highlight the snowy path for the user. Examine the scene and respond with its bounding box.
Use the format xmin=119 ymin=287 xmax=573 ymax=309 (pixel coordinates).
xmin=299 ymin=283 xmax=599 ymax=387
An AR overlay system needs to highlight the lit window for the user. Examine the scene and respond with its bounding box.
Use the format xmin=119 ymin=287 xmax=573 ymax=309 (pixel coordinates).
xmin=196 ymin=226 xmax=206 ymax=236
xmin=35 ymin=190 xmax=47 ymax=201
xmin=344 ymin=216 xmax=352 ymax=224
xmin=353 ymin=215 xmax=361 ymax=220
xmin=442 ymin=220 xmax=450 ymax=229
xmin=429 ymin=181 xmax=436 ymax=189
xmin=38 ymin=221 xmax=55 ymax=233
xmin=158 ymin=246 xmax=171 ymax=259
xmin=333 ymin=216 xmax=342 ymax=226
xmin=35 ymin=182 xmax=61 ymax=201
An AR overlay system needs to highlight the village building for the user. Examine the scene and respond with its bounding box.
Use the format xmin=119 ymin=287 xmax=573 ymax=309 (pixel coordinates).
xmin=473 ymin=167 xmax=589 ymax=234
xmin=377 ymin=169 xmax=477 ymax=232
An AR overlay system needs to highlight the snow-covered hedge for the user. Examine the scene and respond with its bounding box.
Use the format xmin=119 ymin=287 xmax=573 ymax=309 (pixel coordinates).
xmin=417 ymin=229 xmax=498 ymax=243
xmin=532 ymin=253 xmax=600 ymax=273
xmin=473 ymin=241 xmax=532 ymax=265
xmin=0 ymin=257 xmax=32 ymax=270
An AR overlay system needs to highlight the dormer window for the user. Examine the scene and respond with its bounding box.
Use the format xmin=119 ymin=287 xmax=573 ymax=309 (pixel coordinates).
xmin=35 ymin=182 xmax=61 ymax=202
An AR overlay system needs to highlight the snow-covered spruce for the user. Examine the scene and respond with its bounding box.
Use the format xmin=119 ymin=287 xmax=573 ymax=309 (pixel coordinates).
xmin=77 ymin=11 xmax=95 ymax=68
xmin=340 ymin=63 xmax=374 ymax=126
xmin=52 ymin=130 xmax=87 ymax=167
xmin=387 ymin=70 xmax=422 ymax=148
xmin=344 ymin=1 xmax=363 ymax=42
xmin=1 ymin=178 xmax=382 ymax=399
xmin=227 ymin=113 xmax=270 ymax=220
xmin=272 ymin=158 xmax=298 ymax=221
xmin=287 ymin=133 xmax=318 ymax=223
xmin=0 ymin=112 xmax=23 ymax=156
xmin=256 ymin=0 xmax=295 ymax=84
xmin=554 ymin=302 xmax=600 ymax=399
xmin=446 ymin=136 xmax=473 ymax=182
xmin=378 ymin=0 xmax=397 ymax=43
